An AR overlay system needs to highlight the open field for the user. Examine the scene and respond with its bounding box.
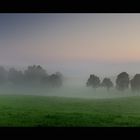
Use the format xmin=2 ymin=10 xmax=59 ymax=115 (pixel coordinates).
xmin=0 ymin=94 xmax=140 ymax=126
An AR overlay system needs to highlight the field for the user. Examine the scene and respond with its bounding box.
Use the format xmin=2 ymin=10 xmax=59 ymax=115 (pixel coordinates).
xmin=0 ymin=94 xmax=140 ymax=126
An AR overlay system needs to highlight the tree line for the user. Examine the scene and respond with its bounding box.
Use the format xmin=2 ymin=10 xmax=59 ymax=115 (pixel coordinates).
xmin=86 ymin=72 xmax=140 ymax=92
xmin=0 ymin=65 xmax=63 ymax=88
xmin=1 ymin=66 xmax=140 ymax=91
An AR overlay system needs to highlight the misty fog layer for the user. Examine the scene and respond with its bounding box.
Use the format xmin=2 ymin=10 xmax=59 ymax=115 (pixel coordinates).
xmin=0 ymin=65 xmax=139 ymax=99
xmin=0 ymin=75 xmax=139 ymax=99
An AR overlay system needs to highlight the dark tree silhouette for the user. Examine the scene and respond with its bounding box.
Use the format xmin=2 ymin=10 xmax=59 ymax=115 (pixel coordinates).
xmin=41 ymin=72 xmax=63 ymax=88
xmin=8 ymin=68 xmax=24 ymax=84
xmin=86 ymin=74 xmax=100 ymax=89
xmin=116 ymin=72 xmax=129 ymax=91
xmin=101 ymin=78 xmax=113 ymax=91
xmin=0 ymin=65 xmax=64 ymax=88
xmin=24 ymin=65 xmax=47 ymax=85
xmin=47 ymin=72 xmax=63 ymax=88
xmin=130 ymin=74 xmax=140 ymax=92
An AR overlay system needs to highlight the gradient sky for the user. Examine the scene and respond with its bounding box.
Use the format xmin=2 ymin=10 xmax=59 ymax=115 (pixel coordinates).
xmin=1 ymin=13 xmax=140 ymax=78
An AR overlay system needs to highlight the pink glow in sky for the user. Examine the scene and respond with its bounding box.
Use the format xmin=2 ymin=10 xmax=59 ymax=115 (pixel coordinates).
xmin=1 ymin=14 xmax=140 ymax=77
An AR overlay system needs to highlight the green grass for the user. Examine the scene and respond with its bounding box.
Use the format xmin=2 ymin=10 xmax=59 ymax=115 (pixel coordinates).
xmin=0 ymin=94 xmax=140 ymax=126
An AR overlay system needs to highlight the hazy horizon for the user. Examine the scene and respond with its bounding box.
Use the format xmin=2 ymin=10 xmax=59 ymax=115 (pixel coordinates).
xmin=1 ymin=14 xmax=140 ymax=78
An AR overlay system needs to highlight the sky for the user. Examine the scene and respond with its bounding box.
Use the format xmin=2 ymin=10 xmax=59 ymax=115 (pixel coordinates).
xmin=1 ymin=13 xmax=140 ymax=78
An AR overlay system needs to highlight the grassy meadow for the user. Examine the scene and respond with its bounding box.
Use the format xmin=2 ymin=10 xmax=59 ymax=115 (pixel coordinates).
xmin=0 ymin=92 xmax=140 ymax=126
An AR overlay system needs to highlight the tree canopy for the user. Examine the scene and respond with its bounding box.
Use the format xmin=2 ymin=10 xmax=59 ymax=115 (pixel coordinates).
xmin=101 ymin=78 xmax=113 ymax=91
xmin=86 ymin=74 xmax=100 ymax=89
xmin=116 ymin=72 xmax=129 ymax=91
xmin=130 ymin=74 xmax=140 ymax=92
xmin=0 ymin=65 xmax=63 ymax=88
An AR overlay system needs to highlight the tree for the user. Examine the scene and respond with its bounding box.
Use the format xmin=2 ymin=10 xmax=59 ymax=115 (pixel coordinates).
xmin=8 ymin=68 xmax=24 ymax=84
xmin=24 ymin=65 xmax=48 ymax=85
xmin=86 ymin=74 xmax=100 ymax=89
xmin=48 ymin=72 xmax=63 ymax=88
xmin=41 ymin=72 xmax=63 ymax=88
xmin=116 ymin=72 xmax=129 ymax=91
xmin=130 ymin=74 xmax=140 ymax=92
xmin=101 ymin=78 xmax=113 ymax=91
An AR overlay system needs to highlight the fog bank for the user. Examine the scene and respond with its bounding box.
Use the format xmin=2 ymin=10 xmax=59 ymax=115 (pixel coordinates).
xmin=0 ymin=76 xmax=139 ymax=99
